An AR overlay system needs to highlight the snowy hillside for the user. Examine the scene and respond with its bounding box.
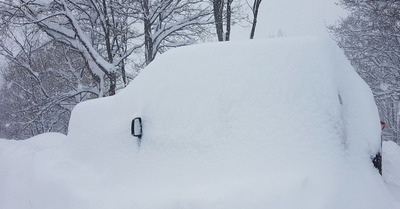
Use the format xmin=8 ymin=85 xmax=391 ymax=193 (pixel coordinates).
xmin=1 ymin=37 xmax=399 ymax=209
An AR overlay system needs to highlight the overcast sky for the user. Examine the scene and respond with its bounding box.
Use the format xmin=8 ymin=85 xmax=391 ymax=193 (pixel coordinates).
xmin=233 ymin=0 xmax=347 ymax=40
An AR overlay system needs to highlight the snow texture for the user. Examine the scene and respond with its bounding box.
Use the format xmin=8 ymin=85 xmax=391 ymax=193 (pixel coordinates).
xmin=1 ymin=37 xmax=399 ymax=209
xmin=383 ymin=141 xmax=400 ymax=200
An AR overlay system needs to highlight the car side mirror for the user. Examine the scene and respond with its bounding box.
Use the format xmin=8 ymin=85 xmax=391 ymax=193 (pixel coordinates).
xmin=131 ymin=117 xmax=142 ymax=138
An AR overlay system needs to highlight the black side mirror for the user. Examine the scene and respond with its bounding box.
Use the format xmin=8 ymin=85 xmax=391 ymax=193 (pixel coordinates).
xmin=131 ymin=117 xmax=142 ymax=138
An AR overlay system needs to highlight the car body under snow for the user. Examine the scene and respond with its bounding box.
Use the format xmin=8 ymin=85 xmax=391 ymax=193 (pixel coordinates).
xmin=1 ymin=37 xmax=399 ymax=209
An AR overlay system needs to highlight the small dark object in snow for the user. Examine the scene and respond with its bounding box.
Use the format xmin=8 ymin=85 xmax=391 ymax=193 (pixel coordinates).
xmin=131 ymin=117 xmax=142 ymax=139
xmin=372 ymin=153 xmax=382 ymax=175
xmin=338 ymin=94 xmax=343 ymax=105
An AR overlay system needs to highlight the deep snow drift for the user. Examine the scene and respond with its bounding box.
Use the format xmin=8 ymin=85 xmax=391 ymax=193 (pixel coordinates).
xmin=1 ymin=37 xmax=399 ymax=209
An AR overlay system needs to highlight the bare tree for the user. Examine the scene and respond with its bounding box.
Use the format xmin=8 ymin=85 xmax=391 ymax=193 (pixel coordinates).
xmin=140 ymin=0 xmax=214 ymax=64
xmin=212 ymin=0 xmax=244 ymax=41
xmin=0 ymin=0 xmax=217 ymax=93
xmin=329 ymin=0 xmax=400 ymax=144
xmin=0 ymin=26 xmax=99 ymax=139
xmin=0 ymin=0 xmax=141 ymax=96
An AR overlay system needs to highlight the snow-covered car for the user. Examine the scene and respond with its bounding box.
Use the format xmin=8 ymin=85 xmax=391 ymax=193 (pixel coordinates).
xmin=1 ymin=37 xmax=398 ymax=209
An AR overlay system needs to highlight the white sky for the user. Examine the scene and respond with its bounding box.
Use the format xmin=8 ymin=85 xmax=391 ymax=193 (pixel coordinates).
xmin=233 ymin=0 xmax=348 ymax=40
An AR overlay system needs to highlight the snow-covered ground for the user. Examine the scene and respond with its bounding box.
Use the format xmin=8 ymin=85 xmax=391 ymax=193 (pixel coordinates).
xmin=383 ymin=141 xmax=400 ymax=201
xmin=1 ymin=37 xmax=399 ymax=208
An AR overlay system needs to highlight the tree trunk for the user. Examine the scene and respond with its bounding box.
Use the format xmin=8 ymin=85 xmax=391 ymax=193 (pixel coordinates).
xmin=250 ymin=0 xmax=262 ymax=39
xmin=143 ymin=0 xmax=154 ymax=65
xmin=121 ymin=60 xmax=127 ymax=86
xmin=213 ymin=0 xmax=224 ymax=41
xmin=225 ymin=0 xmax=232 ymax=41
xmin=108 ymin=72 xmax=117 ymax=96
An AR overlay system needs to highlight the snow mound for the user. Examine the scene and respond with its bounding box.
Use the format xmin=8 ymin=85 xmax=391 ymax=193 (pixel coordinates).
xmin=0 ymin=133 xmax=66 ymax=209
xmin=1 ymin=37 xmax=399 ymax=208
xmin=383 ymin=141 xmax=400 ymax=200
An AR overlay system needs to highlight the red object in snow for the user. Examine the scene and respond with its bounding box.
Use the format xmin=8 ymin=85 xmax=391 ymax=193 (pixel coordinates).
xmin=380 ymin=121 xmax=386 ymax=130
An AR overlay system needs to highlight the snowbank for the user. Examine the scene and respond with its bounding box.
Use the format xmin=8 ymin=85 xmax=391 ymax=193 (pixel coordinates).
xmin=1 ymin=37 xmax=399 ymax=208
xmin=383 ymin=141 xmax=400 ymax=200
xmin=0 ymin=133 xmax=66 ymax=209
